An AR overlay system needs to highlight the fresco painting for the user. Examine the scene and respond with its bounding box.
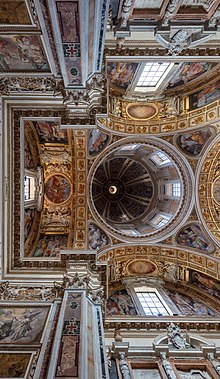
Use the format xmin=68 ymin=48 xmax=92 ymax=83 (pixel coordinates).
xmin=107 ymin=62 xmax=139 ymax=89
xmin=88 ymin=223 xmax=109 ymax=250
xmin=24 ymin=138 xmax=34 ymax=169
xmin=0 ymin=1 xmax=31 ymax=25
xmin=189 ymin=79 xmax=220 ymax=109
xmin=176 ymin=128 xmax=212 ymax=156
xmin=189 ymin=270 xmax=220 ymax=300
xmin=33 ymin=234 xmax=68 ymax=257
xmin=88 ymin=129 xmax=109 ymax=156
xmin=106 ymin=288 xmax=137 ymax=316
xmin=0 ymin=35 xmax=49 ymax=71
xmin=24 ymin=208 xmax=35 ymax=243
xmin=32 ymin=121 xmax=68 ymax=143
xmin=168 ymin=62 xmax=217 ymax=89
xmin=166 ymin=289 xmax=218 ymax=317
xmin=176 ymin=224 xmax=214 ymax=253
xmin=0 ymin=307 xmax=49 ymax=343
xmin=0 ymin=353 xmax=31 ymax=378
xmin=45 ymin=175 xmax=71 ymax=204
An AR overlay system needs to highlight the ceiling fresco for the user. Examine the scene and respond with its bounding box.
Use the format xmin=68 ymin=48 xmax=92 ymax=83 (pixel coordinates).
xmin=0 ymin=0 xmax=32 ymax=25
xmin=0 ymin=0 xmax=220 ymax=315
xmin=2 ymin=4 xmax=220 ymax=378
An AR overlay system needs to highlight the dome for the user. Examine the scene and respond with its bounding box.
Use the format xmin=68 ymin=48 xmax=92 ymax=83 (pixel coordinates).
xmin=89 ymin=138 xmax=194 ymax=242
xmin=92 ymin=156 xmax=154 ymax=222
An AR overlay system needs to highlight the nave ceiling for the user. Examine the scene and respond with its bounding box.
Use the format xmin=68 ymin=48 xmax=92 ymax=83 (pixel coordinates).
xmin=0 ymin=0 xmax=220 ymax=319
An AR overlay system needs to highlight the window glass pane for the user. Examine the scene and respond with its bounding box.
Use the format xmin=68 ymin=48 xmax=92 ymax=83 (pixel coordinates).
xmin=136 ymin=290 xmax=171 ymax=316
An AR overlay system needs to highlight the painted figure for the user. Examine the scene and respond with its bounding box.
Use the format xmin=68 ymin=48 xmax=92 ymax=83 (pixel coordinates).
xmin=88 ymin=129 xmax=109 ymax=155
xmin=33 ymin=121 xmax=68 ymax=143
xmin=167 ymin=289 xmax=218 ymax=316
xmin=0 ymin=307 xmax=48 ymax=343
xmin=45 ymin=175 xmax=71 ymax=204
xmin=177 ymin=129 xmax=212 ymax=156
xmin=176 ymin=224 xmax=214 ymax=252
xmin=107 ymin=62 xmax=138 ymax=89
xmin=0 ymin=35 xmax=49 ymax=71
xmin=107 ymin=289 xmax=137 ymax=316
xmin=190 ymin=79 xmax=220 ymax=109
xmin=88 ymin=223 xmax=109 ymax=250
xmin=190 ymin=271 xmax=220 ymax=300
xmin=33 ymin=235 xmax=68 ymax=257
xmin=168 ymin=62 xmax=216 ymax=88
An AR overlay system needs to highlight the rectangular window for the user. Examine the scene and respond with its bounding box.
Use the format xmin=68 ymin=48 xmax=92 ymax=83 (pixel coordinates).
xmin=150 ymin=151 xmax=171 ymax=166
xmin=172 ymin=182 xmax=181 ymax=197
xmin=135 ymin=288 xmax=172 ymax=316
xmin=135 ymin=62 xmax=174 ymax=92
xmin=24 ymin=177 xmax=30 ymax=200
xmin=24 ymin=176 xmax=35 ymax=201
xmin=152 ymin=213 xmax=171 ymax=228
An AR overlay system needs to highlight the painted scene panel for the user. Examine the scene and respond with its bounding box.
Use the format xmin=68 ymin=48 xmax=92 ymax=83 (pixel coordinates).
xmin=176 ymin=128 xmax=212 ymax=156
xmin=106 ymin=288 xmax=137 ymax=316
xmin=88 ymin=223 xmax=109 ymax=250
xmin=107 ymin=62 xmax=138 ymax=89
xmin=189 ymin=270 xmax=220 ymax=300
xmin=167 ymin=62 xmax=217 ymax=89
xmin=45 ymin=175 xmax=71 ymax=204
xmin=0 ymin=353 xmax=31 ymax=378
xmin=24 ymin=138 xmax=34 ymax=169
xmin=0 ymin=1 xmax=31 ymax=25
xmin=0 ymin=307 xmax=49 ymax=344
xmin=88 ymin=129 xmax=109 ymax=156
xmin=166 ymin=289 xmax=218 ymax=317
xmin=33 ymin=234 xmax=68 ymax=257
xmin=189 ymin=79 xmax=220 ymax=110
xmin=32 ymin=121 xmax=68 ymax=143
xmin=176 ymin=224 xmax=214 ymax=253
xmin=24 ymin=208 xmax=35 ymax=243
xmin=0 ymin=35 xmax=50 ymax=71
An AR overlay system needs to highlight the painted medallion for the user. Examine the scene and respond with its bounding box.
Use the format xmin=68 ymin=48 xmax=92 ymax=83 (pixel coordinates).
xmin=45 ymin=175 xmax=71 ymax=204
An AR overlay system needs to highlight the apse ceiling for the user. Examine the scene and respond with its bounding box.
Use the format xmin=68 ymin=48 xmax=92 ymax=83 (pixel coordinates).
xmin=0 ymin=0 xmax=220 ymax=298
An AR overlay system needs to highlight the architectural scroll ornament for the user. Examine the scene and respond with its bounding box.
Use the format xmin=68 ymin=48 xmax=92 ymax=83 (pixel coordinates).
xmin=0 ymin=77 xmax=60 ymax=96
xmin=207 ymin=353 xmax=220 ymax=376
xmin=168 ymin=29 xmax=191 ymax=55
xmin=119 ymin=353 xmax=131 ymax=379
xmin=167 ymin=323 xmax=188 ymax=349
xmin=209 ymin=5 xmax=220 ymax=27
xmin=162 ymin=0 xmax=180 ymax=26
xmin=160 ymin=353 xmax=177 ymax=379
xmin=54 ymin=273 xmax=104 ymax=303
xmin=0 ymin=281 xmax=54 ymax=301
xmin=120 ymin=0 xmax=133 ymax=27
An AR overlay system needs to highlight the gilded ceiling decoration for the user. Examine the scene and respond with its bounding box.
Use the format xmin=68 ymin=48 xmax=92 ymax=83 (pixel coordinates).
xmin=0 ymin=0 xmax=220 ymax=294
xmin=198 ymin=135 xmax=220 ymax=245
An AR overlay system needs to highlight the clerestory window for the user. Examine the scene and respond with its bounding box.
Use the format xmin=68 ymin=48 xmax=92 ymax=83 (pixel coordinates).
xmin=134 ymin=287 xmax=173 ymax=316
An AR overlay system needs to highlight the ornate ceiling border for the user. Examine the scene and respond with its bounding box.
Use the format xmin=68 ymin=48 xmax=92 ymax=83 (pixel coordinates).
xmin=97 ymin=244 xmax=220 ymax=281
xmin=196 ymin=134 xmax=220 ymax=246
xmin=97 ymin=99 xmax=220 ymax=135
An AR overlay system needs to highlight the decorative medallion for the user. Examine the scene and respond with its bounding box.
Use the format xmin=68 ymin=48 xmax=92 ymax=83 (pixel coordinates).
xmin=45 ymin=174 xmax=71 ymax=205
xmin=212 ymin=176 xmax=220 ymax=205
xmin=126 ymin=259 xmax=157 ymax=275
xmin=126 ymin=103 xmax=158 ymax=120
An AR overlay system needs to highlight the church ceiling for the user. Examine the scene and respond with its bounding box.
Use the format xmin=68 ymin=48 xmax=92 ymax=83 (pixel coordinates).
xmin=0 ymin=0 xmax=220 ymax=304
